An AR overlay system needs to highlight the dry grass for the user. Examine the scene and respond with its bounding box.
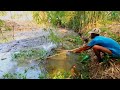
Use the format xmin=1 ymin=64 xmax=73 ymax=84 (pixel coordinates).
xmin=87 ymin=47 xmax=120 ymax=79
xmin=89 ymin=58 xmax=120 ymax=79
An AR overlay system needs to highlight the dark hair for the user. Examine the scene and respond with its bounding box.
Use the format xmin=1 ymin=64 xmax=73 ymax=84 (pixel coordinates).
xmin=96 ymin=34 xmax=99 ymax=36
xmin=91 ymin=33 xmax=99 ymax=39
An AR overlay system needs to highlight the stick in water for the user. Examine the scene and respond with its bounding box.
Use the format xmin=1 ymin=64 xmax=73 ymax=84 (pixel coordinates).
xmin=46 ymin=50 xmax=70 ymax=59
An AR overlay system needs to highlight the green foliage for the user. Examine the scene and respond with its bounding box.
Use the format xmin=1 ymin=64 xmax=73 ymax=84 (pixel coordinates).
xmin=77 ymin=52 xmax=89 ymax=62
xmin=0 ymin=37 xmax=13 ymax=44
xmin=0 ymin=11 xmax=7 ymax=16
xmin=32 ymin=11 xmax=48 ymax=25
xmin=3 ymin=73 xmax=17 ymax=79
xmin=48 ymin=29 xmax=63 ymax=44
xmin=11 ymin=14 xmax=23 ymax=19
xmin=3 ymin=72 xmax=27 ymax=79
xmin=108 ymin=11 xmax=120 ymax=22
xmin=4 ymin=26 xmax=12 ymax=31
xmin=100 ymin=27 xmax=109 ymax=33
xmin=0 ymin=19 xmax=5 ymax=27
xmin=32 ymin=11 xmax=120 ymax=33
xmin=65 ymin=35 xmax=83 ymax=45
xmin=116 ymin=59 xmax=120 ymax=63
xmin=72 ymin=36 xmax=83 ymax=45
xmin=52 ymin=70 xmax=70 ymax=79
xmin=46 ymin=11 xmax=64 ymax=27
xmin=67 ymin=12 xmax=82 ymax=31
xmin=38 ymin=74 xmax=45 ymax=79
xmin=108 ymin=31 xmax=120 ymax=43
xmin=38 ymin=73 xmax=48 ymax=79
xmin=76 ymin=52 xmax=90 ymax=79
xmin=32 ymin=11 xmax=42 ymax=24
xmin=3 ymin=69 xmax=46 ymax=79
xmin=12 ymin=48 xmax=47 ymax=64
xmin=81 ymin=66 xmax=89 ymax=79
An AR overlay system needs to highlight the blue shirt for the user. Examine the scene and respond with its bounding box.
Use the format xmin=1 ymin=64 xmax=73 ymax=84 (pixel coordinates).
xmin=87 ymin=36 xmax=120 ymax=58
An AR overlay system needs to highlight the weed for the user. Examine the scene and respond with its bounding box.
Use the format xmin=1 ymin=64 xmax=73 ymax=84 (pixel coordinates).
xmin=52 ymin=71 xmax=70 ymax=79
xmin=48 ymin=29 xmax=63 ymax=44
xmin=12 ymin=48 xmax=47 ymax=65
xmin=3 ymin=72 xmax=27 ymax=79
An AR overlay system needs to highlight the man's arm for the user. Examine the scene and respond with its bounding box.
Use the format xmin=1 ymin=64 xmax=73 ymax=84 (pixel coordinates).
xmin=69 ymin=45 xmax=91 ymax=53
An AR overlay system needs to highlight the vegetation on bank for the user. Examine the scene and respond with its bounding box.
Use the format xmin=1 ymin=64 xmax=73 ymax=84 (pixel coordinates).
xmin=12 ymin=48 xmax=47 ymax=64
xmin=32 ymin=11 xmax=120 ymax=32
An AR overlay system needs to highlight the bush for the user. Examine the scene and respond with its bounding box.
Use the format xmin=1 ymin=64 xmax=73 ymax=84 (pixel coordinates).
xmin=12 ymin=48 xmax=47 ymax=65
xmin=0 ymin=19 xmax=5 ymax=27
xmin=3 ymin=72 xmax=27 ymax=79
xmin=48 ymin=29 xmax=63 ymax=44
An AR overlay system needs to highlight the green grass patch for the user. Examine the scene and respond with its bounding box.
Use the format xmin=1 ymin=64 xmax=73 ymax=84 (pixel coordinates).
xmin=48 ymin=69 xmax=71 ymax=79
xmin=100 ymin=27 xmax=109 ymax=33
xmin=12 ymin=48 xmax=47 ymax=65
xmin=65 ymin=35 xmax=83 ymax=45
xmin=4 ymin=26 xmax=12 ymax=31
xmin=3 ymin=72 xmax=27 ymax=79
xmin=0 ymin=19 xmax=5 ymax=27
xmin=108 ymin=31 xmax=120 ymax=43
xmin=77 ymin=52 xmax=90 ymax=79
xmin=48 ymin=29 xmax=63 ymax=44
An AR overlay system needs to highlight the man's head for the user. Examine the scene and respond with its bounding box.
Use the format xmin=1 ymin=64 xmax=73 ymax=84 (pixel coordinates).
xmin=88 ymin=28 xmax=101 ymax=39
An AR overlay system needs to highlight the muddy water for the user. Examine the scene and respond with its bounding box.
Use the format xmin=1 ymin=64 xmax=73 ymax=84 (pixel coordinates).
xmin=45 ymin=50 xmax=81 ymax=75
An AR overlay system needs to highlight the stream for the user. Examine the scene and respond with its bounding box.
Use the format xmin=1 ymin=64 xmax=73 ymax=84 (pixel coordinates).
xmin=0 ymin=27 xmax=83 ymax=79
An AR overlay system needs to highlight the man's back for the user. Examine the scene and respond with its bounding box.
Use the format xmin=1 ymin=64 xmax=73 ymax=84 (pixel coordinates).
xmin=87 ymin=36 xmax=120 ymax=57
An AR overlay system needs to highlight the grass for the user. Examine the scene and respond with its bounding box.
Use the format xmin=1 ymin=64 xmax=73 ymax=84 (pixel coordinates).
xmin=3 ymin=67 xmax=47 ymax=79
xmin=3 ymin=72 xmax=27 ymax=79
xmin=48 ymin=29 xmax=63 ymax=44
xmin=100 ymin=27 xmax=109 ymax=33
xmin=4 ymin=26 xmax=12 ymax=31
xmin=65 ymin=35 xmax=83 ymax=46
xmin=3 ymin=72 xmax=47 ymax=79
xmin=77 ymin=52 xmax=90 ymax=79
xmin=0 ymin=37 xmax=13 ymax=43
xmin=107 ymin=31 xmax=120 ymax=43
xmin=38 ymin=73 xmax=46 ymax=79
xmin=48 ymin=69 xmax=71 ymax=79
xmin=12 ymin=48 xmax=47 ymax=65
xmin=0 ymin=19 xmax=5 ymax=27
xmin=32 ymin=11 xmax=120 ymax=34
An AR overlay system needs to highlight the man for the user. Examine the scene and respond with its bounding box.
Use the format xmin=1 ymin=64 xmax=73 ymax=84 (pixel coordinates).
xmin=68 ymin=28 xmax=120 ymax=63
